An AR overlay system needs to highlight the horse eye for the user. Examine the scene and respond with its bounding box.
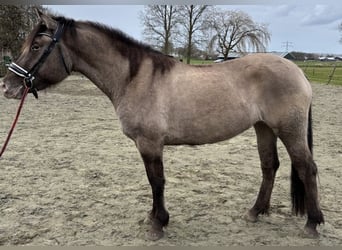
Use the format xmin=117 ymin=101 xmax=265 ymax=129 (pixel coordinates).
xmin=31 ymin=44 xmax=40 ymax=51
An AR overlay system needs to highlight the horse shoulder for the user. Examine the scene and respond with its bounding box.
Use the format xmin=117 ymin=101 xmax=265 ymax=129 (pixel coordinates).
xmin=115 ymin=80 xmax=169 ymax=142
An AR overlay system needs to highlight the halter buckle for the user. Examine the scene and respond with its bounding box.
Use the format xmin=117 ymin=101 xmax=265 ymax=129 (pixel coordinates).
xmin=24 ymin=77 xmax=38 ymax=99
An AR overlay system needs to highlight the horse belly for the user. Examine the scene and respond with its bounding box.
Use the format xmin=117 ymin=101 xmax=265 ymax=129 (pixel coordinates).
xmin=164 ymin=108 xmax=255 ymax=145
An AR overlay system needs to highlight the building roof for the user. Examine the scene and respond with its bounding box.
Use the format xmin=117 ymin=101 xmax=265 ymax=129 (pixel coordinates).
xmin=268 ymin=51 xmax=296 ymax=60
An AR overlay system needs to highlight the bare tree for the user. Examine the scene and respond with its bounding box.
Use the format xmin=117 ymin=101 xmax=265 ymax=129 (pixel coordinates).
xmin=207 ymin=9 xmax=271 ymax=60
xmin=0 ymin=6 xmax=25 ymax=59
xmin=0 ymin=5 xmax=44 ymax=59
xmin=177 ymin=5 xmax=210 ymax=64
xmin=140 ymin=5 xmax=178 ymax=55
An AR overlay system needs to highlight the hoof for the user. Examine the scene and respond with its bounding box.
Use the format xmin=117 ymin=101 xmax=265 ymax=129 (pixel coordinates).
xmin=304 ymin=225 xmax=319 ymax=238
xmin=145 ymin=218 xmax=165 ymax=241
xmin=245 ymin=210 xmax=258 ymax=222
xmin=146 ymin=228 xmax=164 ymax=241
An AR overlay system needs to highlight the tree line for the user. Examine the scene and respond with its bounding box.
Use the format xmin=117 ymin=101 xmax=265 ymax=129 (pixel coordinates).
xmin=140 ymin=5 xmax=271 ymax=64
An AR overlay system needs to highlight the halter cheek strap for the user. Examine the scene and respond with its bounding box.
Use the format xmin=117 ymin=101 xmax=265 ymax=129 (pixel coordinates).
xmin=8 ymin=63 xmax=33 ymax=79
xmin=7 ymin=21 xmax=67 ymax=99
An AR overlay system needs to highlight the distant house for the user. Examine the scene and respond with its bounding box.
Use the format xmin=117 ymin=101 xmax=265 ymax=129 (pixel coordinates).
xmin=213 ymin=52 xmax=241 ymax=62
xmin=268 ymin=51 xmax=296 ymax=60
xmin=319 ymin=56 xmax=342 ymax=62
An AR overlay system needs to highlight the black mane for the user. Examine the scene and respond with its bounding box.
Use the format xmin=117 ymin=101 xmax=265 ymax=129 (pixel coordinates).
xmin=86 ymin=21 xmax=161 ymax=56
xmin=59 ymin=16 xmax=176 ymax=79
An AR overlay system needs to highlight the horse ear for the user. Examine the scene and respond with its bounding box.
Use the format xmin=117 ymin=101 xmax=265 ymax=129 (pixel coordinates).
xmin=36 ymin=9 xmax=57 ymax=30
xmin=35 ymin=8 xmax=43 ymax=18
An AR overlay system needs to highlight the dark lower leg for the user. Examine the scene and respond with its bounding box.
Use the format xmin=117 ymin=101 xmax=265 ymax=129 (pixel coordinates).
xmin=141 ymin=153 xmax=169 ymax=239
xmin=278 ymin=114 xmax=324 ymax=237
xmin=248 ymin=151 xmax=279 ymax=220
xmin=302 ymin=161 xmax=324 ymax=235
xmin=248 ymin=123 xmax=279 ymax=221
xmin=249 ymin=165 xmax=278 ymax=216
xmin=291 ymin=158 xmax=324 ymax=237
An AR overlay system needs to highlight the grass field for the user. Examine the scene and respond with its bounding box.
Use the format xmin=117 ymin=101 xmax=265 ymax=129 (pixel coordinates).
xmin=190 ymin=59 xmax=342 ymax=85
xmin=296 ymin=61 xmax=342 ymax=85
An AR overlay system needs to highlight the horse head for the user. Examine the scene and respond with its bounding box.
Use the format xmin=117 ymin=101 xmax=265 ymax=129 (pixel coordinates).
xmin=1 ymin=10 xmax=71 ymax=99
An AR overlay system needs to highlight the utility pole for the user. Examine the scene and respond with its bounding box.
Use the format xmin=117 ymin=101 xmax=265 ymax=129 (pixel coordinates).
xmin=282 ymin=41 xmax=293 ymax=52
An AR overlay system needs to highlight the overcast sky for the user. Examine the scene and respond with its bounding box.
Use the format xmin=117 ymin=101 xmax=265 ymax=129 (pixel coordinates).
xmin=45 ymin=2 xmax=342 ymax=55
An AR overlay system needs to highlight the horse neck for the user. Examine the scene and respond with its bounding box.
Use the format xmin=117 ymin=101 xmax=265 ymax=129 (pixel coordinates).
xmin=65 ymin=23 xmax=130 ymax=106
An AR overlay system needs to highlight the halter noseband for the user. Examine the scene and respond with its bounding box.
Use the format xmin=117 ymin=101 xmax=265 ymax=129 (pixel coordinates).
xmin=8 ymin=21 xmax=68 ymax=99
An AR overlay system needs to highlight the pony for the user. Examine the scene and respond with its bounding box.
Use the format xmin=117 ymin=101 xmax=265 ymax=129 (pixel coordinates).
xmin=1 ymin=11 xmax=324 ymax=240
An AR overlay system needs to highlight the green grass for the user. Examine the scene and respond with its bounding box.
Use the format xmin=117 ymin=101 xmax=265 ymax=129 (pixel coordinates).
xmin=295 ymin=61 xmax=342 ymax=85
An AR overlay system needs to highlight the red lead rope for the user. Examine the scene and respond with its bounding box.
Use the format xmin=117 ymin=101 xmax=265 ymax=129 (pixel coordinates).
xmin=0 ymin=86 xmax=30 ymax=158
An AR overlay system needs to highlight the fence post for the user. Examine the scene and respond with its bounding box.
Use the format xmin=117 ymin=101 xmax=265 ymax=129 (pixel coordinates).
xmin=327 ymin=64 xmax=337 ymax=85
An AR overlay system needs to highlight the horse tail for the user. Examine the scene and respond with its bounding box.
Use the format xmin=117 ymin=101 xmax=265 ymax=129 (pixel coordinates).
xmin=307 ymin=104 xmax=313 ymax=155
xmin=290 ymin=104 xmax=313 ymax=216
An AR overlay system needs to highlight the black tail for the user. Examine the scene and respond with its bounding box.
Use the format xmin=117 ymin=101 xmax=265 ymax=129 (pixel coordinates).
xmin=291 ymin=164 xmax=306 ymax=215
xmin=307 ymin=105 xmax=313 ymax=155
xmin=290 ymin=104 xmax=313 ymax=216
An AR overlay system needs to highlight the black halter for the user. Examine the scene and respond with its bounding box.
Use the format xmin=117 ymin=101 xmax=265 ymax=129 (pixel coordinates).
xmin=8 ymin=21 xmax=69 ymax=99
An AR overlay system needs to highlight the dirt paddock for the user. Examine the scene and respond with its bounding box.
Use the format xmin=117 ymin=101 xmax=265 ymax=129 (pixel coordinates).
xmin=0 ymin=76 xmax=341 ymax=246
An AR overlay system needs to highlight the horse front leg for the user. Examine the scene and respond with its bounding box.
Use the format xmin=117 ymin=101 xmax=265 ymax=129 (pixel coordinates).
xmin=137 ymin=138 xmax=169 ymax=240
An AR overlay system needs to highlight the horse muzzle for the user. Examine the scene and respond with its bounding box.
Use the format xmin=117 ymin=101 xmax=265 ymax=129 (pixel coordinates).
xmin=1 ymin=79 xmax=25 ymax=99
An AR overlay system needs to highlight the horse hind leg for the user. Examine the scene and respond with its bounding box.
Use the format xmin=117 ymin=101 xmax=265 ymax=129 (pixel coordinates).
xmin=279 ymin=116 xmax=324 ymax=238
xmin=246 ymin=122 xmax=280 ymax=222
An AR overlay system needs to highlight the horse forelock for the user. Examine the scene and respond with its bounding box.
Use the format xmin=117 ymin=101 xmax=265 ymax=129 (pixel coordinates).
xmin=21 ymin=15 xmax=75 ymax=55
xmin=21 ymin=23 xmax=44 ymax=54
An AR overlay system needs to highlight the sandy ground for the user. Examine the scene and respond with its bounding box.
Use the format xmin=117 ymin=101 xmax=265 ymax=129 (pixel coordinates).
xmin=0 ymin=76 xmax=341 ymax=246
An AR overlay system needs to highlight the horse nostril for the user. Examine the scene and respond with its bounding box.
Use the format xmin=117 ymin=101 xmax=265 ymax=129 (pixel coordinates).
xmin=1 ymin=81 xmax=8 ymax=92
